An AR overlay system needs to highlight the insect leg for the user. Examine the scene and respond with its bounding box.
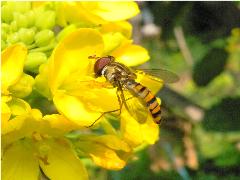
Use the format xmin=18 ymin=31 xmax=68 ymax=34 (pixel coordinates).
xmin=116 ymin=80 xmax=130 ymax=112
xmin=116 ymin=90 xmax=124 ymax=115
xmin=85 ymin=109 xmax=120 ymax=128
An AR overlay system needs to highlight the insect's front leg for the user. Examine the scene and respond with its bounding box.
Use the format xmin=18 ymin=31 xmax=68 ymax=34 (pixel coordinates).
xmin=116 ymin=80 xmax=130 ymax=112
xmin=116 ymin=90 xmax=123 ymax=114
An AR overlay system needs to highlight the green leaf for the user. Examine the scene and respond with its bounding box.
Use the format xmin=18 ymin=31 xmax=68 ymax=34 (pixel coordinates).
xmin=203 ymin=97 xmax=240 ymax=132
xmin=193 ymin=48 xmax=228 ymax=86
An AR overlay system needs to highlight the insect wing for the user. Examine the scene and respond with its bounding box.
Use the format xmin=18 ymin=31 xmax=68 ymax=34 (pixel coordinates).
xmin=135 ymin=69 xmax=179 ymax=83
xmin=122 ymin=90 xmax=149 ymax=124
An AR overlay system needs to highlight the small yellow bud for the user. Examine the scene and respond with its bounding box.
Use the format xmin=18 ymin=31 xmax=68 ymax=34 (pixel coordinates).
xmin=7 ymin=32 xmax=19 ymax=44
xmin=13 ymin=12 xmax=29 ymax=28
xmin=1 ymin=4 xmax=14 ymax=23
xmin=25 ymin=52 xmax=47 ymax=73
xmin=25 ymin=10 xmax=36 ymax=27
xmin=1 ymin=40 xmax=7 ymax=50
xmin=10 ymin=20 xmax=18 ymax=32
xmin=18 ymin=28 xmax=35 ymax=45
xmin=2 ymin=23 xmax=10 ymax=33
xmin=8 ymin=73 xmax=35 ymax=98
xmin=35 ymin=30 xmax=54 ymax=47
xmin=13 ymin=2 xmax=31 ymax=13
xmin=35 ymin=10 xmax=56 ymax=30
xmin=1 ymin=29 xmax=7 ymax=41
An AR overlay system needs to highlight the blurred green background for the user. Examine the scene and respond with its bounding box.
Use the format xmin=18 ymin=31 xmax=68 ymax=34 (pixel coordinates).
xmin=89 ymin=2 xmax=240 ymax=180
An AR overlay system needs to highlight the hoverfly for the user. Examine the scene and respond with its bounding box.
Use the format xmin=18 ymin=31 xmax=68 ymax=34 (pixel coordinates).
xmin=89 ymin=55 xmax=179 ymax=126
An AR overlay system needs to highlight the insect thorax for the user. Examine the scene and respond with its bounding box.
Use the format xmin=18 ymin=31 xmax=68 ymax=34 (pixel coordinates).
xmin=102 ymin=62 xmax=136 ymax=87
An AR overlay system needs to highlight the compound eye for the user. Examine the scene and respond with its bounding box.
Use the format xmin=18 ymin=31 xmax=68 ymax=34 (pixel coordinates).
xmin=94 ymin=57 xmax=112 ymax=77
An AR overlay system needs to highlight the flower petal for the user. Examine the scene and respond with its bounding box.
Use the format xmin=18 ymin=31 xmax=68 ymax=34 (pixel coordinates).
xmin=120 ymin=110 xmax=143 ymax=146
xmin=77 ymin=134 xmax=131 ymax=152
xmin=49 ymin=28 xmax=104 ymax=93
xmin=6 ymin=97 xmax=31 ymax=117
xmin=2 ymin=115 xmax=38 ymax=146
xmin=62 ymin=77 xmax=120 ymax=112
xmin=1 ymin=100 xmax=11 ymax=128
xmin=102 ymin=32 xmax=126 ymax=54
xmin=53 ymin=91 xmax=102 ymax=127
xmin=8 ymin=73 xmax=35 ymax=98
xmin=136 ymin=73 xmax=164 ymax=95
xmin=1 ymin=44 xmax=27 ymax=93
xmin=81 ymin=2 xmax=140 ymax=22
xmin=34 ymin=62 xmax=52 ymax=99
xmin=100 ymin=21 xmax=132 ymax=39
xmin=76 ymin=141 xmax=126 ymax=170
xmin=140 ymin=115 xmax=160 ymax=145
xmin=100 ymin=21 xmax=133 ymax=39
xmin=112 ymin=43 xmax=150 ymax=67
xmin=2 ymin=140 xmax=39 ymax=180
xmin=120 ymin=108 xmax=159 ymax=147
xmin=39 ymin=139 xmax=88 ymax=180
xmin=2 ymin=99 xmax=42 ymax=146
xmin=57 ymin=2 xmax=103 ymax=25
xmin=42 ymin=114 xmax=84 ymax=135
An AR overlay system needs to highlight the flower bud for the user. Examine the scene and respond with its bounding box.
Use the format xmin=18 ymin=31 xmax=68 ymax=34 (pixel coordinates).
xmin=1 ymin=29 xmax=7 ymax=41
xmin=8 ymin=73 xmax=35 ymax=98
xmin=1 ymin=4 xmax=14 ymax=23
xmin=7 ymin=32 xmax=19 ymax=44
xmin=13 ymin=2 xmax=31 ymax=13
xmin=2 ymin=23 xmax=10 ymax=33
xmin=35 ymin=30 xmax=54 ymax=47
xmin=10 ymin=20 xmax=18 ymax=32
xmin=35 ymin=10 xmax=56 ymax=30
xmin=18 ymin=28 xmax=35 ymax=45
xmin=1 ymin=2 xmax=7 ymax=6
xmin=25 ymin=10 xmax=35 ymax=27
xmin=1 ymin=40 xmax=7 ymax=50
xmin=24 ymin=52 xmax=47 ymax=73
xmin=30 ymin=39 xmax=56 ymax=53
xmin=57 ymin=24 xmax=77 ymax=41
xmin=14 ymin=12 xmax=29 ymax=28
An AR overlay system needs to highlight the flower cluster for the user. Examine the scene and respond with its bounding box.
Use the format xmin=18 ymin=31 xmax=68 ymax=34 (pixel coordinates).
xmin=1 ymin=2 xmax=162 ymax=180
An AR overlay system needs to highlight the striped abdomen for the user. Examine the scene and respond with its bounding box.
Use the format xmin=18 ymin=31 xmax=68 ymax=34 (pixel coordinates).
xmin=126 ymin=80 xmax=162 ymax=124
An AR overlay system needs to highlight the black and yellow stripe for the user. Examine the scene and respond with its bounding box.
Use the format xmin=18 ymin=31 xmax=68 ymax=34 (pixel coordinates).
xmin=127 ymin=81 xmax=162 ymax=124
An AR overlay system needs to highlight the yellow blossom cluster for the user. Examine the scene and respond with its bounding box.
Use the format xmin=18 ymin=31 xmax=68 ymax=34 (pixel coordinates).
xmin=1 ymin=2 xmax=162 ymax=180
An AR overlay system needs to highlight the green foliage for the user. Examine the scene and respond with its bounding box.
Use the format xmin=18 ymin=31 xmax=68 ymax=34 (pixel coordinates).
xmin=193 ymin=48 xmax=228 ymax=86
xmin=204 ymin=97 xmax=240 ymax=132
xmin=110 ymin=150 xmax=180 ymax=180
xmin=214 ymin=145 xmax=240 ymax=167
xmin=139 ymin=2 xmax=240 ymax=180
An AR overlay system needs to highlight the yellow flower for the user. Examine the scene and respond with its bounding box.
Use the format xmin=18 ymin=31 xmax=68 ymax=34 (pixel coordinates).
xmin=1 ymin=43 xmax=35 ymax=134
xmin=55 ymin=1 xmax=140 ymax=26
xmin=2 ymin=104 xmax=132 ymax=179
xmin=74 ymin=134 xmax=132 ymax=170
xmin=2 ymin=108 xmax=89 ymax=180
xmin=2 ymin=44 xmax=26 ymax=94
xmin=35 ymin=28 xmax=161 ymax=146
xmin=1 ymin=43 xmax=89 ymax=179
xmin=36 ymin=28 xmax=150 ymax=126
xmin=120 ymin=106 xmax=160 ymax=147
xmin=1 ymin=44 xmax=34 ymax=98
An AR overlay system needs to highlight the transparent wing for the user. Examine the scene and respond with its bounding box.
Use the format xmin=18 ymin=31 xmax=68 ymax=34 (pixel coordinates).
xmin=126 ymin=96 xmax=149 ymax=124
xmin=119 ymin=89 xmax=149 ymax=124
xmin=134 ymin=68 xmax=179 ymax=83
